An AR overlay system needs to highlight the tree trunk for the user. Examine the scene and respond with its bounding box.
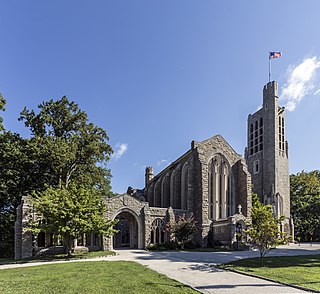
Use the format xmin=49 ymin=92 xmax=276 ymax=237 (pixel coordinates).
xmin=63 ymin=235 xmax=74 ymax=258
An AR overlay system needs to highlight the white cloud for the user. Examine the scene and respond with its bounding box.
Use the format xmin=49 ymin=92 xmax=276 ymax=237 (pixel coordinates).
xmin=280 ymin=56 xmax=320 ymax=111
xmin=314 ymin=88 xmax=320 ymax=96
xmin=156 ymin=159 xmax=169 ymax=167
xmin=112 ymin=143 xmax=128 ymax=160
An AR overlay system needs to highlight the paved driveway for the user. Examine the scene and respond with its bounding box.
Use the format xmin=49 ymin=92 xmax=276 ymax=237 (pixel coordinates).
xmin=111 ymin=243 xmax=320 ymax=294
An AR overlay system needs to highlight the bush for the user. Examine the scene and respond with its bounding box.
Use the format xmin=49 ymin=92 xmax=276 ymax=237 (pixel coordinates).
xmin=146 ymin=244 xmax=158 ymax=251
xmin=182 ymin=240 xmax=196 ymax=250
xmin=162 ymin=241 xmax=178 ymax=250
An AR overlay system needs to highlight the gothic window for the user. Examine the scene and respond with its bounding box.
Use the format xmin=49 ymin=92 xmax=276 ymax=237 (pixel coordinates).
xmin=150 ymin=218 xmax=166 ymax=244
xmin=181 ymin=163 xmax=189 ymax=210
xmin=249 ymin=117 xmax=263 ymax=156
xmin=161 ymin=175 xmax=170 ymax=208
xmin=254 ymin=160 xmax=259 ymax=174
xmin=85 ymin=234 xmax=92 ymax=246
xmin=208 ymin=155 xmax=232 ymax=220
xmin=37 ymin=232 xmax=45 ymax=247
xmin=154 ymin=180 xmax=161 ymax=207
xmin=170 ymin=168 xmax=181 ymax=209
xmin=278 ymin=115 xmax=285 ymax=152
xmin=148 ymin=183 xmax=155 ymax=207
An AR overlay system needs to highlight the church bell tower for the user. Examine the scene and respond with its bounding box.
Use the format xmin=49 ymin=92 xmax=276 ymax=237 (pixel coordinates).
xmin=245 ymin=81 xmax=292 ymax=235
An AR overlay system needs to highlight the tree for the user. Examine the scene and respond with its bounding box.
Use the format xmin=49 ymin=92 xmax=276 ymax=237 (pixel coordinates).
xmin=0 ymin=93 xmax=5 ymax=131
xmin=0 ymin=96 xmax=37 ymax=257
xmin=19 ymin=96 xmax=113 ymax=193
xmin=30 ymin=185 xmax=117 ymax=257
xmin=290 ymin=170 xmax=320 ymax=242
xmin=244 ymin=194 xmax=287 ymax=266
xmin=17 ymin=97 xmax=116 ymax=256
xmin=167 ymin=214 xmax=197 ymax=250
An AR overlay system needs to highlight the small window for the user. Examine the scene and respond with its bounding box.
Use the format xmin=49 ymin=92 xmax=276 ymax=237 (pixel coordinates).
xmin=265 ymin=103 xmax=268 ymax=109
xmin=259 ymin=117 xmax=263 ymax=127
xmin=254 ymin=160 xmax=259 ymax=174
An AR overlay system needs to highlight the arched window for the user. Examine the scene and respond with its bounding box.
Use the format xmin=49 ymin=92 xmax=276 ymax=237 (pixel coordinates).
xmin=150 ymin=218 xmax=166 ymax=244
xmin=170 ymin=168 xmax=181 ymax=209
xmin=161 ymin=174 xmax=170 ymax=207
xmin=181 ymin=162 xmax=189 ymax=210
xmin=147 ymin=183 xmax=155 ymax=207
xmin=208 ymin=154 xmax=232 ymax=220
xmin=154 ymin=180 xmax=161 ymax=207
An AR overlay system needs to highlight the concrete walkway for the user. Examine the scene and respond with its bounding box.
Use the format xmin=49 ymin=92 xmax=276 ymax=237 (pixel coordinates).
xmin=1 ymin=243 xmax=319 ymax=294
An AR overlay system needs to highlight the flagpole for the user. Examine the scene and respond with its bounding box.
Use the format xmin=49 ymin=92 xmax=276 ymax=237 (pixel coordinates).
xmin=269 ymin=52 xmax=271 ymax=82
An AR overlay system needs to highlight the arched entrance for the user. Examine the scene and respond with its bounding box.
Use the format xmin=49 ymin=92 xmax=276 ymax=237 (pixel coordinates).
xmin=113 ymin=210 xmax=140 ymax=249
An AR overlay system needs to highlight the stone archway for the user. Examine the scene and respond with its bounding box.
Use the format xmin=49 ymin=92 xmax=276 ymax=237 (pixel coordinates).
xmin=111 ymin=208 xmax=143 ymax=250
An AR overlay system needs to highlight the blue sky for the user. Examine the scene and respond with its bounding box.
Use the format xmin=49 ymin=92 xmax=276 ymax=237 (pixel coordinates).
xmin=1 ymin=1 xmax=320 ymax=194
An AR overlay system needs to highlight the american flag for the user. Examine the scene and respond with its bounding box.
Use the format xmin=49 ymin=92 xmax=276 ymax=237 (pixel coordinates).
xmin=269 ymin=51 xmax=282 ymax=59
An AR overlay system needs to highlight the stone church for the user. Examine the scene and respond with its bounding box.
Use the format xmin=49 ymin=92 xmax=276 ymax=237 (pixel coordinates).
xmin=15 ymin=81 xmax=292 ymax=259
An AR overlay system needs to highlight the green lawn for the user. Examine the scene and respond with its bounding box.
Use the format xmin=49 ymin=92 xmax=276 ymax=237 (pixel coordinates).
xmin=220 ymin=254 xmax=320 ymax=292
xmin=0 ymin=261 xmax=197 ymax=294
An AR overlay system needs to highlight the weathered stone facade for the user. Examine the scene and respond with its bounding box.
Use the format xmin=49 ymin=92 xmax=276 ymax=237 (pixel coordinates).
xmin=15 ymin=81 xmax=291 ymax=258
xmin=131 ymin=134 xmax=252 ymax=248
xmin=245 ymin=81 xmax=292 ymax=235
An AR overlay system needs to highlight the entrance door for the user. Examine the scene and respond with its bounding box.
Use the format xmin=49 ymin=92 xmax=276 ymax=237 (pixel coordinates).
xmin=113 ymin=211 xmax=139 ymax=249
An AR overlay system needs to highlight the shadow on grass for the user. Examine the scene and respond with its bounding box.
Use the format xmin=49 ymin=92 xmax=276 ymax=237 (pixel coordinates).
xmin=195 ymin=283 xmax=289 ymax=290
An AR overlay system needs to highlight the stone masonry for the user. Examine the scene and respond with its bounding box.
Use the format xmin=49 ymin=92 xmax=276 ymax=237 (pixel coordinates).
xmin=15 ymin=80 xmax=291 ymax=257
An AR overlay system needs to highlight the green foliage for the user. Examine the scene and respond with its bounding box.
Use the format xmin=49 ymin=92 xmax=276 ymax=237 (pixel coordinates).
xmin=245 ymin=194 xmax=287 ymax=265
xmin=29 ymin=185 xmax=117 ymax=256
xmin=167 ymin=214 xmax=197 ymax=250
xmin=19 ymin=96 xmax=113 ymax=193
xmin=0 ymin=132 xmax=39 ymax=257
xmin=0 ymin=93 xmax=5 ymax=131
xmin=290 ymin=170 xmax=320 ymax=242
xmin=1 ymin=96 xmax=115 ymax=257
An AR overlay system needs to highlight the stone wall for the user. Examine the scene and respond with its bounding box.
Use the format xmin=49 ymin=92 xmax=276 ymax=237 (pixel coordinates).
xmin=15 ymin=196 xmax=33 ymax=260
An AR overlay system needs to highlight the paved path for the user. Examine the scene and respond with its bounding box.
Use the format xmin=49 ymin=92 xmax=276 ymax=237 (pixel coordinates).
xmin=1 ymin=243 xmax=319 ymax=294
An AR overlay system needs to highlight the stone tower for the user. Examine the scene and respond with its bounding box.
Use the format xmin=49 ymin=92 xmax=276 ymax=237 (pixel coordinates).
xmin=145 ymin=166 xmax=154 ymax=186
xmin=245 ymin=81 xmax=291 ymax=233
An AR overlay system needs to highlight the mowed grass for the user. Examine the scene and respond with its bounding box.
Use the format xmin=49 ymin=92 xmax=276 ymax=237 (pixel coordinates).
xmin=220 ymin=254 xmax=320 ymax=291
xmin=0 ymin=261 xmax=197 ymax=294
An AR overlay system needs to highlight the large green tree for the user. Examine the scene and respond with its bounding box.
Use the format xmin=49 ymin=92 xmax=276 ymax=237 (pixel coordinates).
xmin=0 ymin=95 xmax=36 ymax=257
xmin=19 ymin=96 xmax=113 ymax=193
xmin=245 ymin=194 xmax=287 ymax=266
xmin=290 ymin=170 xmax=320 ymax=242
xmin=0 ymin=96 xmax=115 ymax=257
xmin=19 ymin=97 xmax=115 ymax=255
xmin=30 ymin=185 xmax=117 ymax=257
